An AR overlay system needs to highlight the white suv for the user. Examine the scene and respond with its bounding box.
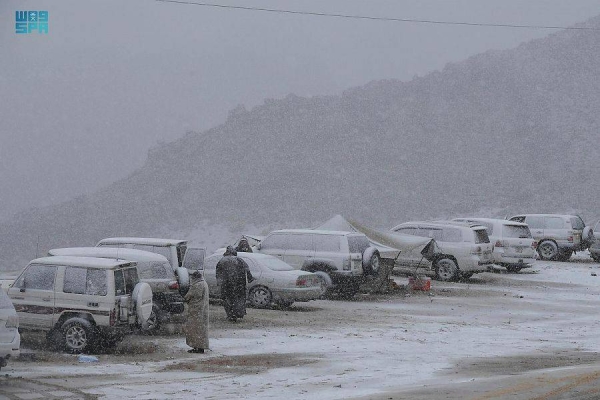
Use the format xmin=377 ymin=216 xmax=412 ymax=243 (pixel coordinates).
xmin=453 ymin=218 xmax=536 ymax=272
xmin=390 ymin=221 xmax=493 ymax=281
xmin=509 ymin=214 xmax=594 ymax=261
xmin=8 ymin=256 xmax=153 ymax=353
xmin=254 ymin=229 xmax=380 ymax=297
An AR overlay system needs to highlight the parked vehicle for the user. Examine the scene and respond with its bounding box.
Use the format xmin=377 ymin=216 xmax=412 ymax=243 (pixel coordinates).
xmin=48 ymin=247 xmax=188 ymax=332
xmin=95 ymin=237 xmax=188 ymax=269
xmin=390 ymin=221 xmax=493 ymax=281
xmin=254 ymin=229 xmax=380 ymax=297
xmin=508 ymin=214 xmax=594 ymax=261
xmin=204 ymin=252 xmax=323 ymax=308
xmin=8 ymin=256 xmax=153 ymax=353
xmin=589 ymin=221 xmax=600 ymax=262
xmin=0 ymin=289 xmax=19 ymax=370
xmin=453 ymin=218 xmax=536 ymax=272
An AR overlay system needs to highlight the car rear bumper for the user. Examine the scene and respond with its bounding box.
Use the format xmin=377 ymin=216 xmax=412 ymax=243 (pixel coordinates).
xmin=0 ymin=331 xmax=21 ymax=360
xmin=272 ymin=287 xmax=323 ymax=303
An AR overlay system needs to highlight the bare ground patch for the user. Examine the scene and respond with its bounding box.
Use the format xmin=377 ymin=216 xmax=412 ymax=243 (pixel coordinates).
xmin=161 ymin=352 xmax=320 ymax=375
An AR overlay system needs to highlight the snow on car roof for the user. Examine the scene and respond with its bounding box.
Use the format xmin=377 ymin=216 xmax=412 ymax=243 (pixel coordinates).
xmin=30 ymin=256 xmax=136 ymax=269
xmin=510 ymin=214 xmax=577 ymax=219
xmin=48 ymin=247 xmax=169 ymax=262
xmin=453 ymin=217 xmax=528 ymax=227
xmin=396 ymin=221 xmax=488 ymax=230
xmin=272 ymin=229 xmax=363 ymax=236
xmin=97 ymin=237 xmax=187 ymax=247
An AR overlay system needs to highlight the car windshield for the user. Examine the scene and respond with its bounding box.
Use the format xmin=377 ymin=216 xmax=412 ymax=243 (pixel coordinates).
xmin=251 ymin=257 xmax=294 ymax=271
xmin=473 ymin=229 xmax=490 ymax=244
xmin=503 ymin=225 xmax=532 ymax=238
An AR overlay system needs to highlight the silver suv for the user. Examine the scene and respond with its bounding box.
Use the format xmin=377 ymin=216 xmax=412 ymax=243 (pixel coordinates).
xmin=254 ymin=229 xmax=380 ymax=297
xmin=8 ymin=256 xmax=153 ymax=353
xmin=391 ymin=221 xmax=493 ymax=281
xmin=509 ymin=214 xmax=594 ymax=261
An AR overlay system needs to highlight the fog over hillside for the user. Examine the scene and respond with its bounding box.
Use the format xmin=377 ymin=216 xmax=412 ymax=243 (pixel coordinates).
xmin=1 ymin=14 xmax=600 ymax=270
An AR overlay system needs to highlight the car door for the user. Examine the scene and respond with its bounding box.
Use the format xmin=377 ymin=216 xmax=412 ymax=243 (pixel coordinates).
xmin=8 ymin=264 xmax=57 ymax=329
xmin=283 ymin=234 xmax=315 ymax=269
xmin=522 ymin=216 xmax=545 ymax=240
xmin=240 ymin=256 xmax=264 ymax=284
xmin=544 ymin=216 xmax=568 ymax=242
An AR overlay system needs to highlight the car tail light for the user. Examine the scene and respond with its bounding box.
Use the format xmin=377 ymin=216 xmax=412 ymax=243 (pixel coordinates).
xmin=532 ymin=241 xmax=538 ymax=249
xmin=109 ymin=308 xmax=116 ymax=326
xmin=471 ymin=246 xmax=482 ymax=255
xmin=296 ymin=277 xmax=308 ymax=287
xmin=168 ymin=281 xmax=179 ymax=290
xmin=567 ymin=236 xmax=573 ymax=243
xmin=495 ymin=240 xmax=503 ymax=247
xmin=5 ymin=315 xmax=18 ymax=328
xmin=343 ymin=258 xmax=351 ymax=271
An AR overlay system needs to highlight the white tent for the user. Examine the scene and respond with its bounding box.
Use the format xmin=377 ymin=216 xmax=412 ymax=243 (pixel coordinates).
xmin=314 ymin=215 xmax=438 ymax=261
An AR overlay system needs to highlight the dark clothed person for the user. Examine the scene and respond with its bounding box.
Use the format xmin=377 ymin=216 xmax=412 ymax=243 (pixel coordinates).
xmin=216 ymin=246 xmax=254 ymax=321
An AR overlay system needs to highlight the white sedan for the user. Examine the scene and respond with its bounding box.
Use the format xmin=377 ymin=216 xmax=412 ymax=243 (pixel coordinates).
xmin=204 ymin=252 xmax=324 ymax=308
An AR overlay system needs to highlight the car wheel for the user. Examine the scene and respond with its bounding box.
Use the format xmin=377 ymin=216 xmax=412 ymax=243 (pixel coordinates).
xmin=142 ymin=304 xmax=161 ymax=334
xmin=63 ymin=320 xmax=94 ymax=353
xmin=276 ymin=300 xmax=294 ymax=309
xmin=434 ymin=258 xmax=459 ymax=282
xmin=556 ymin=249 xmax=573 ymax=262
xmin=362 ymin=247 xmax=380 ymax=276
xmin=537 ymin=240 xmax=558 ymax=260
xmin=506 ymin=266 xmax=522 ymax=273
xmin=249 ymin=286 xmax=272 ymax=308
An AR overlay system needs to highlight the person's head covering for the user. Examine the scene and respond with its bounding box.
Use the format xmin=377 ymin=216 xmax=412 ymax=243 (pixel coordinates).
xmin=224 ymin=246 xmax=237 ymax=256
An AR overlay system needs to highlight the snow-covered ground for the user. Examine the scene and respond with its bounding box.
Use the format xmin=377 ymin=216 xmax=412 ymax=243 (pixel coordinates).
xmin=4 ymin=254 xmax=600 ymax=399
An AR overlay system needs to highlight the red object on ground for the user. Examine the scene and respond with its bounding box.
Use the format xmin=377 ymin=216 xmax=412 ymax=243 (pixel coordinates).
xmin=408 ymin=276 xmax=431 ymax=291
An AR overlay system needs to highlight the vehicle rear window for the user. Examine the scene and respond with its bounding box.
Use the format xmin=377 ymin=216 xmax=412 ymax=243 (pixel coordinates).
xmin=0 ymin=291 xmax=14 ymax=309
xmin=503 ymin=225 xmax=532 ymax=238
xmin=138 ymin=262 xmax=172 ymax=280
xmin=114 ymin=268 xmax=139 ymax=295
xmin=64 ymin=267 xmax=108 ymax=296
xmin=249 ymin=256 xmax=293 ymax=271
xmin=570 ymin=217 xmax=585 ymax=230
xmin=348 ymin=236 xmax=370 ymax=254
xmin=473 ymin=229 xmax=490 ymax=244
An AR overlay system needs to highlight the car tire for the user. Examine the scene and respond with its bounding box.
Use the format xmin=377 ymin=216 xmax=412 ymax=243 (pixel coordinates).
xmin=434 ymin=258 xmax=459 ymax=282
xmin=556 ymin=249 xmax=573 ymax=262
xmin=142 ymin=304 xmax=161 ymax=334
xmin=249 ymin=286 xmax=272 ymax=308
xmin=362 ymin=247 xmax=380 ymax=276
xmin=506 ymin=266 xmax=522 ymax=273
xmin=537 ymin=240 xmax=558 ymax=261
xmin=62 ymin=319 xmax=95 ymax=354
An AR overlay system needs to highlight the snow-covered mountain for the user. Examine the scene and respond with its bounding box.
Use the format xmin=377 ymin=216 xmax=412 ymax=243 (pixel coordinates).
xmin=2 ymin=16 xmax=599 ymax=271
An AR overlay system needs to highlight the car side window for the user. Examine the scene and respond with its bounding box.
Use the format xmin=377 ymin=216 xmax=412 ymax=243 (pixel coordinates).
xmin=442 ymin=228 xmax=462 ymax=242
xmin=544 ymin=217 xmax=564 ymax=229
xmin=261 ymin=234 xmax=289 ymax=250
xmin=15 ymin=264 xmax=56 ymax=291
xmin=525 ymin=216 xmax=544 ymax=229
xmin=286 ymin=234 xmax=314 ymax=251
xmin=314 ymin=235 xmax=341 ymax=252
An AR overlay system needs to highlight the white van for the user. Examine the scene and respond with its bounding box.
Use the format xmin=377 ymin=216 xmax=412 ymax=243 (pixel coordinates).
xmin=8 ymin=256 xmax=153 ymax=353
xmin=390 ymin=221 xmax=493 ymax=281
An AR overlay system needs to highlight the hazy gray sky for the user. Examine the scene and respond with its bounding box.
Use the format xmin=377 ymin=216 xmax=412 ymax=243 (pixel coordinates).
xmin=2 ymin=0 xmax=600 ymax=220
